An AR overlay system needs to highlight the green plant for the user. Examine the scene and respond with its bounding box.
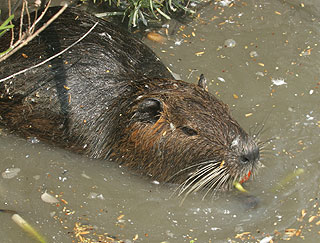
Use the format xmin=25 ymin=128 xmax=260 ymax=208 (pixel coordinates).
xmin=0 ymin=13 xmax=15 ymax=37
xmin=0 ymin=13 xmax=14 ymax=55
xmin=84 ymin=0 xmax=196 ymax=28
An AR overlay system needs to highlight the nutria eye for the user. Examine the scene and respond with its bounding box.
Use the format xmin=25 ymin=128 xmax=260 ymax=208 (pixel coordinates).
xmin=181 ymin=126 xmax=198 ymax=136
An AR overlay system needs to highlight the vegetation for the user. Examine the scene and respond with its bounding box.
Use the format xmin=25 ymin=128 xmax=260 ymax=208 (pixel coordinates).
xmin=0 ymin=1 xmax=69 ymax=63
xmin=0 ymin=13 xmax=14 ymax=56
xmin=83 ymin=0 xmax=197 ymax=28
xmin=0 ymin=0 xmax=199 ymax=62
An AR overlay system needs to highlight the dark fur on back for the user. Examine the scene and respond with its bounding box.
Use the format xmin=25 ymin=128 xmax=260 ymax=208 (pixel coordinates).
xmin=0 ymin=7 xmax=172 ymax=146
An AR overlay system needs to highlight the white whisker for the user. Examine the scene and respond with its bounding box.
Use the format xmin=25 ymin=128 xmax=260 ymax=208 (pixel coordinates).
xmin=177 ymin=163 xmax=216 ymax=196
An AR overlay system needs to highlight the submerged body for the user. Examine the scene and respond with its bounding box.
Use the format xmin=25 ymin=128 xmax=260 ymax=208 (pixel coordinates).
xmin=0 ymin=7 xmax=260 ymax=196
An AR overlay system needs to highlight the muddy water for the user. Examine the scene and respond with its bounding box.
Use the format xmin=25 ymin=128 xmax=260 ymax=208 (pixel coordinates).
xmin=1 ymin=0 xmax=320 ymax=242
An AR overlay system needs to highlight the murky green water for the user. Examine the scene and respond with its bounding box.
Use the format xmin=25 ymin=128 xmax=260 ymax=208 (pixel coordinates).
xmin=1 ymin=0 xmax=320 ymax=242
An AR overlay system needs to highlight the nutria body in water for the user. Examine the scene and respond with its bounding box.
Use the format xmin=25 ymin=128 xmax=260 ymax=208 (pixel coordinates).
xmin=0 ymin=7 xmax=260 ymax=196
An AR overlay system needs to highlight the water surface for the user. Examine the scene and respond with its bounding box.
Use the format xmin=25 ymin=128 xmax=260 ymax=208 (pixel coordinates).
xmin=1 ymin=0 xmax=320 ymax=242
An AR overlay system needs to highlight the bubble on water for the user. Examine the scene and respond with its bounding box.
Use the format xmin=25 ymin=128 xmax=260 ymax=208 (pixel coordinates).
xmin=249 ymin=51 xmax=258 ymax=57
xmin=306 ymin=114 xmax=314 ymax=121
xmin=88 ymin=192 xmax=105 ymax=200
xmin=41 ymin=191 xmax=59 ymax=204
xmin=256 ymin=72 xmax=264 ymax=77
xmin=271 ymin=78 xmax=287 ymax=86
xmin=27 ymin=137 xmax=40 ymax=144
xmin=2 ymin=167 xmax=21 ymax=179
xmin=224 ymin=39 xmax=236 ymax=48
xmin=218 ymin=0 xmax=234 ymax=7
xmin=97 ymin=194 xmax=105 ymax=200
xmin=260 ymin=236 xmax=273 ymax=243
xmin=211 ymin=227 xmax=222 ymax=231
xmin=174 ymin=39 xmax=183 ymax=46
xmin=88 ymin=192 xmax=98 ymax=199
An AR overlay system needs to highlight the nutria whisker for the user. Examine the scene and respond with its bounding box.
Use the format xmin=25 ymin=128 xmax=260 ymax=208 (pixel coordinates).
xmin=259 ymin=149 xmax=273 ymax=156
xmin=181 ymin=166 xmax=231 ymax=203
xmin=177 ymin=162 xmax=230 ymax=199
xmin=178 ymin=165 xmax=221 ymax=202
xmin=167 ymin=160 xmax=217 ymax=183
xmin=250 ymin=123 xmax=265 ymax=140
xmin=200 ymin=168 xmax=231 ymax=200
xmin=203 ymin=172 xmax=231 ymax=200
xmin=257 ymin=137 xmax=274 ymax=151
xmin=177 ymin=163 xmax=219 ymax=195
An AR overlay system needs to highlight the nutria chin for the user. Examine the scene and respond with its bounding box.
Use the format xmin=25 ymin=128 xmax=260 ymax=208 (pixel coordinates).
xmin=0 ymin=7 xmax=261 ymax=197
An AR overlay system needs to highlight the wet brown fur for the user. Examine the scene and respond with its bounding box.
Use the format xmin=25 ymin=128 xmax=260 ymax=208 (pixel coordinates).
xmin=0 ymin=7 xmax=260 ymax=196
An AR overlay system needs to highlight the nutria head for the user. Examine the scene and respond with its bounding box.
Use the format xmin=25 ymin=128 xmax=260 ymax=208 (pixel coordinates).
xmin=89 ymin=77 xmax=261 ymax=198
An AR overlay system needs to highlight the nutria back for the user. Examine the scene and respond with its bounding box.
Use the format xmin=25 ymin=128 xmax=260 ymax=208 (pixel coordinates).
xmin=0 ymin=6 xmax=172 ymax=149
xmin=0 ymin=7 xmax=260 ymax=197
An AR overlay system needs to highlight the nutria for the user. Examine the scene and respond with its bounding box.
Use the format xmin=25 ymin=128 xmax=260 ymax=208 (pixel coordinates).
xmin=0 ymin=7 xmax=261 ymax=197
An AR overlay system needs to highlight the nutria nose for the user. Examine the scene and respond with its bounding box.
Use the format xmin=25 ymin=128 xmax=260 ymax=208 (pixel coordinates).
xmin=240 ymin=146 xmax=260 ymax=164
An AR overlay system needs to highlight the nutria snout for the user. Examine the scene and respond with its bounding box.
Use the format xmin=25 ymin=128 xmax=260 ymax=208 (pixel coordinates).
xmin=0 ymin=7 xmax=262 ymax=198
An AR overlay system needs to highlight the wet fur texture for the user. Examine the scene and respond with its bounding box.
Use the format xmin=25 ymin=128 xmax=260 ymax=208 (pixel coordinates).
xmin=0 ymin=7 xmax=260 ymax=196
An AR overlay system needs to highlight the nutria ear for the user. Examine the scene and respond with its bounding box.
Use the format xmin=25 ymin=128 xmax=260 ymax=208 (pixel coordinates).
xmin=198 ymin=74 xmax=208 ymax=91
xmin=137 ymin=98 xmax=163 ymax=123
